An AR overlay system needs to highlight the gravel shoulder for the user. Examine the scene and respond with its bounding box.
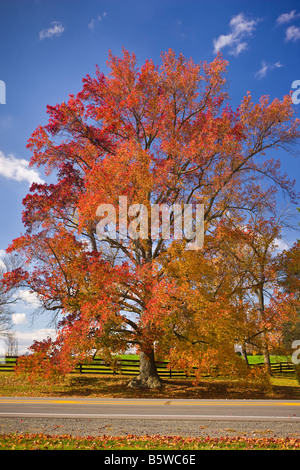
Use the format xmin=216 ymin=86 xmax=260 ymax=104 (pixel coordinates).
xmin=1 ymin=417 xmax=300 ymax=438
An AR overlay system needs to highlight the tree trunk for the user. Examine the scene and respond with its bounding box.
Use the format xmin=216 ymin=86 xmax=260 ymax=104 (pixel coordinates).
xmin=256 ymin=284 xmax=272 ymax=375
xmin=262 ymin=332 xmax=272 ymax=375
xmin=128 ymin=349 xmax=162 ymax=389
xmin=241 ymin=344 xmax=249 ymax=366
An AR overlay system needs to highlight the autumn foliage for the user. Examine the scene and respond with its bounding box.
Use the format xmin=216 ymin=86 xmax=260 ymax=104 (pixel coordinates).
xmin=3 ymin=49 xmax=300 ymax=387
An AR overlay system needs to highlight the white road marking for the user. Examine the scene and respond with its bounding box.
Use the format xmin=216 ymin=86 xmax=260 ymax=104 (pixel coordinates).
xmin=0 ymin=412 xmax=299 ymax=420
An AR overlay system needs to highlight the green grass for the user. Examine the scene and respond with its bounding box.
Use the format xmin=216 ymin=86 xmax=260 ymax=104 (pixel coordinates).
xmin=247 ymin=355 xmax=291 ymax=364
xmin=117 ymin=354 xmax=139 ymax=361
xmin=0 ymin=433 xmax=299 ymax=450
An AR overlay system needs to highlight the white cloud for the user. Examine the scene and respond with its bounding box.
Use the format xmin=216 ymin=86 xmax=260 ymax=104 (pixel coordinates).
xmin=285 ymin=25 xmax=300 ymax=42
xmin=213 ymin=33 xmax=235 ymax=52
xmin=213 ymin=13 xmax=260 ymax=56
xmin=39 ymin=21 xmax=65 ymax=40
xmin=255 ymin=60 xmax=283 ymax=79
xmin=255 ymin=60 xmax=268 ymax=79
xmin=230 ymin=13 xmax=257 ymax=35
xmin=88 ymin=12 xmax=107 ymax=30
xmin=15 ymin=328 xmax=57 ymax=354
xmin=12 ymin=313 xmax=27 ymax=325
xmin=17 ymin=290 xmax=41 ymax=307
xmin=274 ymin=238 xmax=289 ymax=252
xmin=0 ymin=151 xmax=44 ymax=186
xmin=276 ymin=10 xmax=300 ymax=25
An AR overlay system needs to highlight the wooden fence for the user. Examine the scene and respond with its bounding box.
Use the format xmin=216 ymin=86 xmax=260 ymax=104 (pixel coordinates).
xmin=75 ymin=358 xmax=188 ymax=378
xmin=0 ymin=356 xmax=297 ymax=377
xmin=0 ymin=356 xmax=19 ymax=373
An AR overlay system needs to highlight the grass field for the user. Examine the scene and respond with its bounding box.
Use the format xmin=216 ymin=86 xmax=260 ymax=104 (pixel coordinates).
xmin=246 ymin=355 xmax=291 ymax=364
xmin=0 ymin=371 xmax=299 ymax=399
xmin=119 ymin=354 xmax=292 ymax=363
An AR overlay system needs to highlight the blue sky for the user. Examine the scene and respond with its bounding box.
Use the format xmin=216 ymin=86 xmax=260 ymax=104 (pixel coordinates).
xmin=0 ymin=0 xmax=300 ymax=353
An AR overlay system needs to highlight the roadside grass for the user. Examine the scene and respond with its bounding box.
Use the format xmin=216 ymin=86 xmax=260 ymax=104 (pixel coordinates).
xmin=0 ymin=372 xmax=299 ymax=399
xmin=0 ymin=433 xmax=299 ymax=450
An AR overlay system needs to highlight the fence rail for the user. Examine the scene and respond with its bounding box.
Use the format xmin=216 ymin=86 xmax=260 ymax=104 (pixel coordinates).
xmin=0 ymin=356 xmax=297 ymax=377
xmin=0 ymin=356 xmax=18 ymax=374
xmin=75 ymin=358 xmax=191 ymax=378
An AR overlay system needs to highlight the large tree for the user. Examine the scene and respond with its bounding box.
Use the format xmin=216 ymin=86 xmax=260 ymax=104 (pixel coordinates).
xmin=3 ymin=49 xmax=299 ymax=387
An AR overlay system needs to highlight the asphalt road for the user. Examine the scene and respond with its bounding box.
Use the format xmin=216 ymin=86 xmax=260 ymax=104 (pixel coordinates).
xmin=0 ymin=397 xmax=300 ymax=421
xmin=1 ymin=398 xmax=300 ymax=438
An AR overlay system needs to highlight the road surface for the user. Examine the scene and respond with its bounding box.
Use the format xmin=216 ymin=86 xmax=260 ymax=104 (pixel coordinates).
xmin=0 ymin=397 xmax=300 ymax=420
xmin=0 ymin=398 xmax=299 ymax=437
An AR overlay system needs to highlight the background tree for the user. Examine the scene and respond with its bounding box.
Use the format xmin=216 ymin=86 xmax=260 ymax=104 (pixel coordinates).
xmin=0 ymin=254 xmax=19 ymax=352
xmin=159 ymin=212 xmax=298 ymax=376
xmin=3 ymin=49 xmax=299 ymax=388
xmin=276 ymin=215 xmax=300 ymax=355
xmin=219 ymin=214 xmax=298 ymax=373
